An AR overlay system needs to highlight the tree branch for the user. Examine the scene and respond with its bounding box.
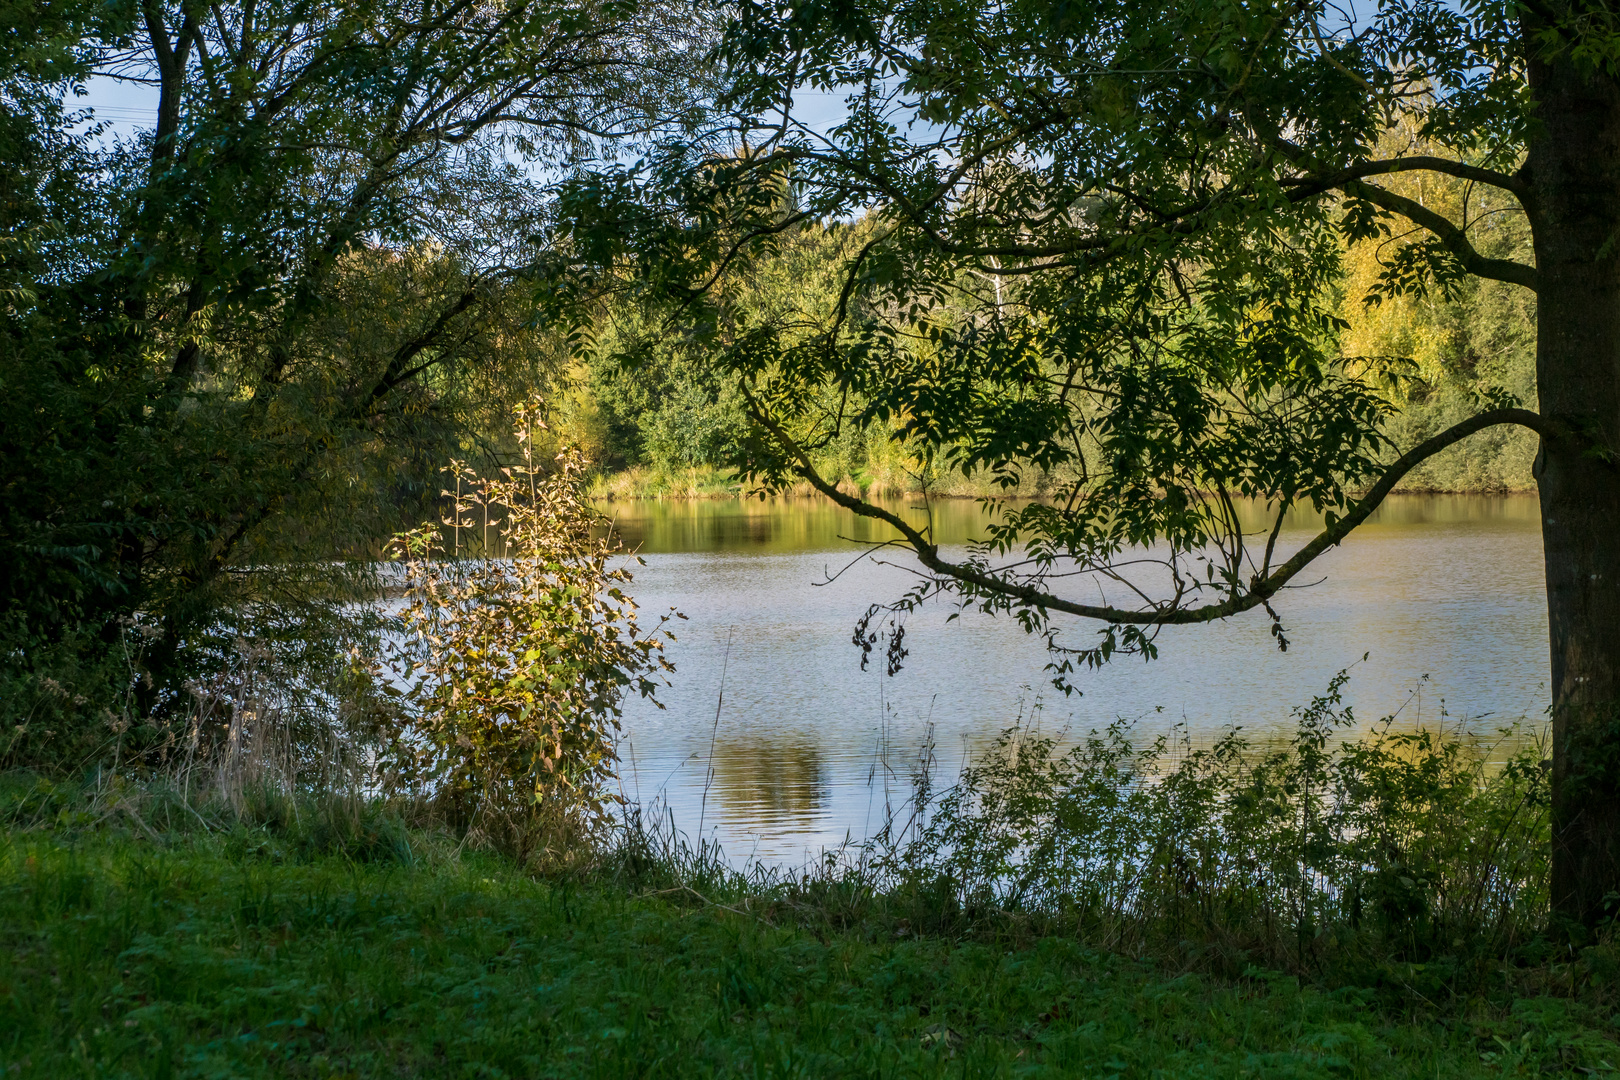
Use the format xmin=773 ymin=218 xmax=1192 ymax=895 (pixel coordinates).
xmin=1340 ymin=177 xmax=1539 ymax=292
xmin=1335 ymin=155 xmax=1528 ymax=198
xmin=364 ymin=287 xmax=483 ymax=409
xmin=762 ymin=406 xmax=1558 ymax=627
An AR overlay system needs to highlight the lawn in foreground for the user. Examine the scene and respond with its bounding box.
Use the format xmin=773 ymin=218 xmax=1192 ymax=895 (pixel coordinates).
xmin=2 ymin=830 xmax=1615 ymax=1078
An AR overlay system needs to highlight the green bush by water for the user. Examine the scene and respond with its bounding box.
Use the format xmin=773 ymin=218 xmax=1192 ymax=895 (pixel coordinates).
xmin=861 ymin=673 xmax=1553 ymax=992
xmin=594 ymin=672 xmax=1556 ymax=1005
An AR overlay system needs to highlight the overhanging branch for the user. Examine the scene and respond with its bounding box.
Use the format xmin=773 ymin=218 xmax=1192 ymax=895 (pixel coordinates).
xmin=761 ymin=405 xmax=1557 ymax=627
xmin=1284 ymin=155 xmax=1530 ymax=201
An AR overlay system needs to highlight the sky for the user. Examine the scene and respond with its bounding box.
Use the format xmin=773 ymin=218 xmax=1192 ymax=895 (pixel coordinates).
xmin=65 ymin=74 xmax=158 ymax=143
xmin=65 ymin=68 xmax=853 ymax=140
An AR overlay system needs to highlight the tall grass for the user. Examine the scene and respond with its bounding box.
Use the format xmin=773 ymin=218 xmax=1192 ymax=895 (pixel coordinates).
xmin=2 ymin=652 xmax=1567 ymax=1003
xmin=602 ymin=673 xmax=1556 ymax=1000
xmin=0 ymin=636 xmax=415 ymax=865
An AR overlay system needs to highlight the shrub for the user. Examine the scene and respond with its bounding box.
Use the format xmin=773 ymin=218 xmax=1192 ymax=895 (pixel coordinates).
xmin=387 ymin=402 xmax=675 ymax=862
xmin=866 ymin=672 xmax=1551 ymax=991
xmin=0 ymin=616 xmax=158 ymax=775
xmin=603 ymin=672 xmax=1553 ymax=1001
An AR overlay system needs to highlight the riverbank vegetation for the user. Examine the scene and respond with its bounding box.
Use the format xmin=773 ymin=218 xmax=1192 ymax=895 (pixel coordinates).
xmin=9 ymin=0 xmax=1620 ymax=1070
xmin=1 ymin=397 xmax=1604 ymax=1070
xmin=3 ymin=672 xmax=1613 ymax=1075
xmin=1 ymin=401 xmax=1595 ymax=1067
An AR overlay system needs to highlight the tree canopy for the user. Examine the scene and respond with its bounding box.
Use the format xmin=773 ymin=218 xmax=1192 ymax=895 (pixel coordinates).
xmin=0 ymin=0 xmax=712 ymax=759
xmin=553 ymin=0 xmax=1620 ymax=924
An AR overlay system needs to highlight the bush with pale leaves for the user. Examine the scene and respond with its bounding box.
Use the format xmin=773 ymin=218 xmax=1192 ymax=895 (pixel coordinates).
xmin=387 ymin=403 xmax=674 ymax=859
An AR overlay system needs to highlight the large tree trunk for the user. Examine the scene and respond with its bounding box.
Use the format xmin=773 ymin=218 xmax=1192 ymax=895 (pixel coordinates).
xmin=1527 ymin=46 xmax=1620 ymax=929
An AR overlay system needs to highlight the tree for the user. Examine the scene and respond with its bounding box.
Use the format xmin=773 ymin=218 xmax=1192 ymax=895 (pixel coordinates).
xmin=563 ymin=215 xmax=879 ymax=477
xmin=0 ymin=0 xmax=712 ymax=734
xmin=556 ymin=0 xmax=1620 ymax=926
xmin=1337 ymin=125 xmax=1540 ymax=492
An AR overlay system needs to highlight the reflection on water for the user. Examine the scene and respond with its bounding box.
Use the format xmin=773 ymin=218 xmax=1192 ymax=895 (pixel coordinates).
xmin=602 ymin=495 xmax=998 ymax=551
xmin=607 ymin=494 xmax=1548 ymax=865
xmin=709 ymin=739 xmax=830 ymax=822
xmin=604 ymin=492 xmax=1539 ymax=551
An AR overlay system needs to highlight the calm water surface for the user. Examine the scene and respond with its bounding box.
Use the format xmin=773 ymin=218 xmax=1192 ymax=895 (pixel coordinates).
xmin=605 ymin=495 xmax=1548 ymax=863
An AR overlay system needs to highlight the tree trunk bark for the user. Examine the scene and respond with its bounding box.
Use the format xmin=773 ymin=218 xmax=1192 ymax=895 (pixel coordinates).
xmin=1527 ymin=45 xmax=1620 ymax=929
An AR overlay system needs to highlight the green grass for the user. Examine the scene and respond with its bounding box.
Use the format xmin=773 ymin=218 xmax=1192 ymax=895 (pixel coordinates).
xmin=3 ymin=830 xmax=1619 ymax=1079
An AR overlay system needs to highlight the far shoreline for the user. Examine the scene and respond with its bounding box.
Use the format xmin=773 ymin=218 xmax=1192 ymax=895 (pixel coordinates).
xmin=591 ymin=480 xmax=1542 ymax=502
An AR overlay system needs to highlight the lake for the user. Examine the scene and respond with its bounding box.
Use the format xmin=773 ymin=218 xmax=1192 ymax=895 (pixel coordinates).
xmin=604 ymin=494 xmax=1549 ymax=864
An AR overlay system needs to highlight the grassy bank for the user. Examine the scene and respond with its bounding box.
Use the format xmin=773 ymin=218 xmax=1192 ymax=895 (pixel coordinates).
xmin=4 ymin=826 xmax=1620 ymax=1079
xmin=590 ymin=464 xmax=749 ymax=500
xmin=0 ymin=667 xmax=1599 ymax=1077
